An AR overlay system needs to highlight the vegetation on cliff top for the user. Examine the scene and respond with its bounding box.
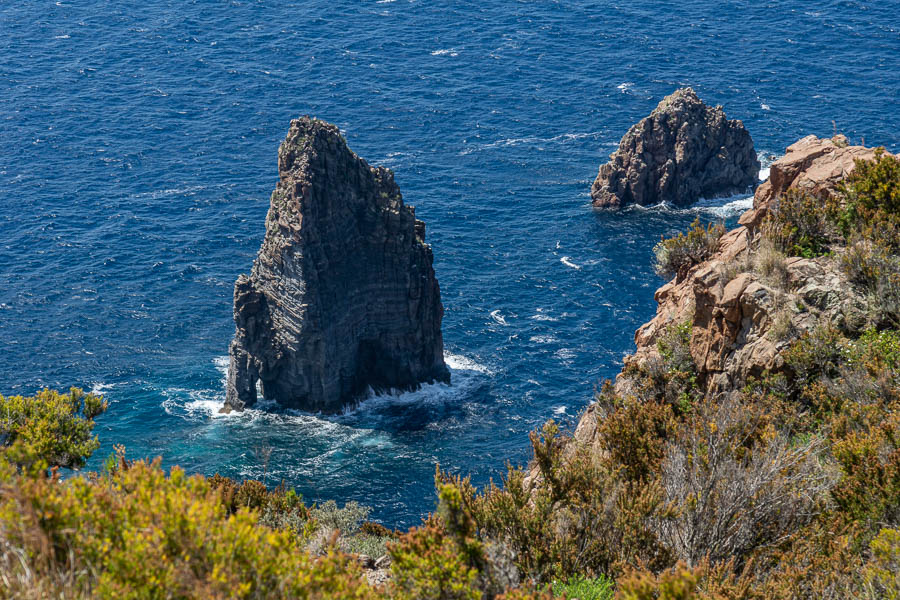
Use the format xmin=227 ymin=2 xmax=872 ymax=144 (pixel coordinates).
xmin=2 ymin=152 xmax=900 ymax=598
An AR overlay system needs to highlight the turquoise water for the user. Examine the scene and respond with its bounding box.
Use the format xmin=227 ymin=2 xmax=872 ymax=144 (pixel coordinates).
xmin=1 ymin=1 xmax=898 ymax=526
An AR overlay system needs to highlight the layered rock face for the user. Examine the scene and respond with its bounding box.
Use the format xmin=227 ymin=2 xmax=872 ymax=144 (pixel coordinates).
xmin=224 ymin=117 xmax=449 ymax=414
xmin=591 ymin=88 xmax=760 ymax=208
xmin=576 ymin=136 xmax=887 ymax=447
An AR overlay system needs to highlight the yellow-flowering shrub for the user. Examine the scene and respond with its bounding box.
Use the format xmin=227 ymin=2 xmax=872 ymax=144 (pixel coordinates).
xmin=0 ymin=387 xmax=107 ymax=473
xmin=0 ymin=458 xmax=377 ymax=599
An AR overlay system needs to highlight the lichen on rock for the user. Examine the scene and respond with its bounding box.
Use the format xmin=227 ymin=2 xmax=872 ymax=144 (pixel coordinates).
xmin=223 ymin=116 xmax=449 ymax=414
xmin=591 ymin=87 xmax=760 ymax=208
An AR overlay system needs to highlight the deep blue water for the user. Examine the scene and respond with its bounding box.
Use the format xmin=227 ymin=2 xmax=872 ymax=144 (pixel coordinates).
xmin=2 ymin=1 xmax=898 ymax=527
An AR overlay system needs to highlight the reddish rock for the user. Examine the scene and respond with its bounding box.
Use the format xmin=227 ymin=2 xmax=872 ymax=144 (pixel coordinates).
xmin=744 ymin=134 xmax=883 ymax=229
xmin=575 ymin=135 xmax=891 ymax=443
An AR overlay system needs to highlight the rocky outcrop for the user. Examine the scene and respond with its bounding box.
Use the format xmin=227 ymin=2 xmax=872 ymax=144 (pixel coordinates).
xmin=223 ymin=116 xmax=449 ymax=414
xmin=739 ymin=134 xmax=883 ymax=229
xmin=577 ymin=136 xmax=888 ymax=445
xmin=591 ymin=88 xmax=760 ymax=208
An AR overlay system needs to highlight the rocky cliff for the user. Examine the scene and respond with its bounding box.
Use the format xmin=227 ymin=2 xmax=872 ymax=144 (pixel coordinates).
xmin=223 ymin=117 xmax=449 ymax=414
xmin=591 ymin=88 xmax=760 ymax=208
xmin=576 ymin=134 xmax=886 ymax=446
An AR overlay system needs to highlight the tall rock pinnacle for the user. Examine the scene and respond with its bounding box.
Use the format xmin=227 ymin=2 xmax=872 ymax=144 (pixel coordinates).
xmin=591 ymin=88 xmax=760 ymax=208
xmin=223 ymin=117 xmax=450 ymax=414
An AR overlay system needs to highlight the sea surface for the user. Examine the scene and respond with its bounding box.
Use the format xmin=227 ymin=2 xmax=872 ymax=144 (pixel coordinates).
xmin=2 ymin=1 xmax=898 ymax=527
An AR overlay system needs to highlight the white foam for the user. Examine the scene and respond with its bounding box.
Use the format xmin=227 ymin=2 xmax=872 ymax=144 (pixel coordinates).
xmin=129 ymin=185 xmax=205 ymax=201
xmin=339 ymin=352 xmax=493 ymax=415
xmin=444 ymin=352 xmax=493 ymax=375
xmin=529 ymin=334 xmax=557 ymax=344
xmin=213 ymin=355 xmax=229 ymax=373
xmin=90 ymin=382 xmax=115 ymax=396
xmin=759 ymin=167 xmax=770 ymax=181
xmin=164 ymin=353 xmax=492 ymax=422
xmin=761 ymin=103 xmax=771 ymax=111
xmin=553 ymin=405 xmax=567 ymax=415
xmin=691 ymin=194 xmax=754 ymax=218
xmin=617 ymin=82 xmax=634 ymax=92
xmin=431 ymin=48 xmax=459 ymax=57
xmin=460 ymin=131 xmax=604 ymax=155
xmin=560 ymin=256 xmax=581 ymax=270
xmin=489 ymin=309 xmax=509 ymax=326
xmin=530 ymin=308 xmax=558 ymax=322
xmin=554 ymin=348 xmax=576 ymax=360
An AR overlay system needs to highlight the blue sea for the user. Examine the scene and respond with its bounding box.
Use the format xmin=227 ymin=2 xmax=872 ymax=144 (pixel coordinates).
xmin=2 ymin=1 xmax=898 ymax=527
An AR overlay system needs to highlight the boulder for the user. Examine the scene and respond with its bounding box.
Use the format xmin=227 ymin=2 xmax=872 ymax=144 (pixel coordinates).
xmin=223 ymin=117 xmax=449 ymax=414
xmin=591 ymin=88 xmax=759 ymax=208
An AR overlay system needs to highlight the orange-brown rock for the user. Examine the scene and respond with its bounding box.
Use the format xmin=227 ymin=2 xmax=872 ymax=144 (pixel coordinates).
xmin=575 ymin=135 xmax=888 ymax=443
xmin=739 ymin=134 xmax=882 ymax=229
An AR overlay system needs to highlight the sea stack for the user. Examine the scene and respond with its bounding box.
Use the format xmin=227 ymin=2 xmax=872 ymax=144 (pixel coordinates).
xmin=223 ymin=117 xmax=450 ymax=414
xmin=591 ymin=87 xmax=760 ymax=208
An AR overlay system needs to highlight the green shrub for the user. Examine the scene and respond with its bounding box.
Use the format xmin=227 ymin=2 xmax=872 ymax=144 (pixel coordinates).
xmin=615 ymin=564 xmax=698 ymax=600
xmin=551 ymin=575 xmax=615 ymax=600
xmin=763 ymin=189 xmax=832 ymax=258
xmin=389 ymin=514 xmax=481 ymax=600
xmin=653 ymin=219 xmax=726 ymax=280
xmin=621 ymin=321 xmax=699 ymax=414
xmin=864 ymin=528 xmax=900 ymax=599
xmin=0 ymin=458 xmax=377 ymax=599
xmin=834 ymin=149 xmax=900 ymax=247
xmin=0 ymin=387 xmax=107 ymax=473
xmin=840 ymin=238 xmax=900 ymax=328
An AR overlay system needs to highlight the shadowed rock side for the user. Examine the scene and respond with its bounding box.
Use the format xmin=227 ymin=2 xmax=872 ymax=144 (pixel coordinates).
xmin=591 ymin=87 xmax=760 ymax=208
xmin=223 ymin=117 xmax=449 ymax=414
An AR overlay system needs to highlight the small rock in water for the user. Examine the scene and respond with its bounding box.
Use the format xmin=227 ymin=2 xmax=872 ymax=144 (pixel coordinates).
xmin=591 ymin=87 xmax=760 ymax=208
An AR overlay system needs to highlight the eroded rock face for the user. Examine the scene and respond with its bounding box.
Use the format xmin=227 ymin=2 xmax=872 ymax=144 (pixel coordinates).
xmin=739 ymin=134 xmax=883 ymax=229
xmin=224 ymin=117 xmax=449 ymax=414
xmin=576 ymin=136 xmax=888 ymax=445
xmin=591 ymin=88 xmax=760 ymax=208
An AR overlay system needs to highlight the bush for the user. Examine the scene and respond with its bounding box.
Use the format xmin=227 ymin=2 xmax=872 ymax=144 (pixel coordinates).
xmin=653 ymin=219 xmax=726 ymax=280
xmin=0 ymin=387 xmax=107 ymax=473
xmin=655 ymin=396 xmax=831 ymax=566
xmin=834 ymin=149 xmax=900 ymax=248
xmin=0 ymin=458 xmax=377 ymax=599
xmin=840 ymin=238 xmax=900 ymax=328
xmin=311 ymin=500 xmax=391 ymax=557
xmin=388 ymin=510 xmax=482 ymax=600
xmin=864 ymin=528 xmax=900 ymax=599
xmin=551 ymin=575 xmax=614 ymax=600
xmin=752 ymin=239 xmax=791 ymax=290
xmin=619 ymin=321 xmax=700 ymax=415
xmin=615 ymin=564 xmax=698 ymax=600
xmin=763 ymin=189 xmax=832 ymax=258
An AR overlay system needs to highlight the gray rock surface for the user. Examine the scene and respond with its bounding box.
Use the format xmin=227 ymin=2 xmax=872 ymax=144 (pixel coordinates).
xmin=223 ymin=116 xmax=449 ymax=414
xmin=591 ymin=87 xmax=760 ymax=208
